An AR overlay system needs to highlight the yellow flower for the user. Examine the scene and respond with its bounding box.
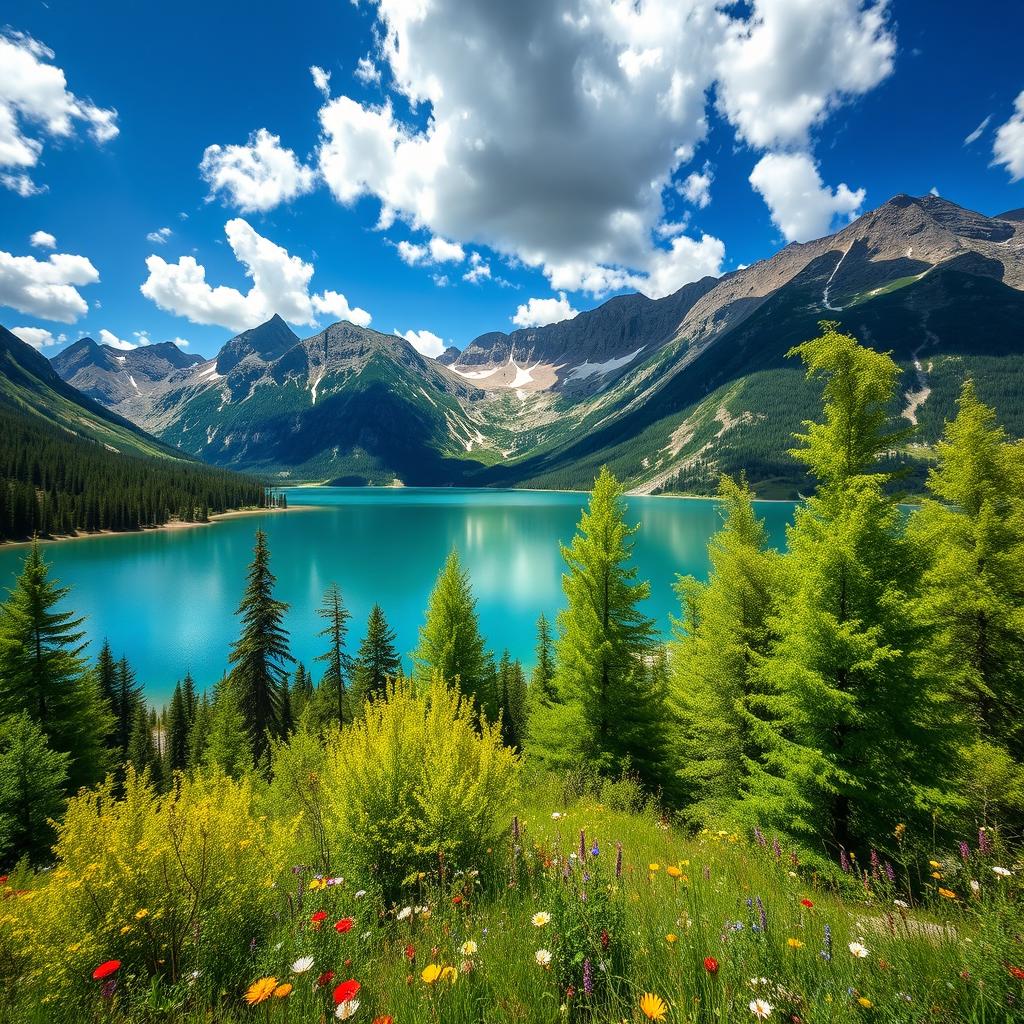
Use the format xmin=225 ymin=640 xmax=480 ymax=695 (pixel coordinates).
xmin=134 ymin=908 xmax=149 ymax=920
xmin=245 ymin=977 xmax=278 ymax=1005
xmin=460 ymin=940 xmax=478 ymax=956
xmin=929 ymin=860 xmax=941 ymax=868
xmin=273 ymin=983 xmax=293 ymax=998
xmin=648 ymin=863 xmax=661 ymax=872
xmin=931 ymin=871 xmax=942 ymax=879
xmin=665 ymin=933 xmax=677 ymax=944
xmin=440 ymin=966 xmax=458 ymax=983
xmin=787 ymin=938 xmax=804 ymax=948
xmin=938 ymin=888 xmax=957 ymax=900
xmin=666 ymin=866 xmax=682 ymax=879
xmin=857 ymin=997 xmax=873 ymax=1008
xmin=640 ymin=992 xmax=668 ymax=1021
xmin=120 ymin=925 xmax=132 ymax=935
xmin=309 ymin=877 xmax=327 ymax=891
xmin=421 ymin=964 xmax=442 ymax=985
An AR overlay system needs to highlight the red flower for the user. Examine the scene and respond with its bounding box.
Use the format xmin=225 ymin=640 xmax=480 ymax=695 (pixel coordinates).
xmin=452 ymin=895 xmax=463 ymax=905
xmin=335 ymin=917 xmax=355 ymax=933
xmin=600 ymin=928 xmax=610 ymax=950
xmin=1009 ymin=966 xmax=1024 ymax=981
xmin=0 ymin=875 xmax=8 ymax=885
xmin=311 ymin=910 xmax=328 ymax=923
xmin=373 ymin=1018 xmax=394 ymax=1024
xmin=800 ymin=898 xmax=814 ymax=908
xmin=404 ymin=944 xmax=416 ymax=961
xmin=703 ymin=957 xmax=719 ymax=974
xmin=92 ymin=960 xmax=121 ymax=980
xmin=333 ymin=979 xmax=361 ymax=1005
xmin=315 ymin=970 xmax=335 ymax=988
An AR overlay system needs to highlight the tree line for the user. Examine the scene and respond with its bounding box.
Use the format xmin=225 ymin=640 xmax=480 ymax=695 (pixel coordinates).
xmin=1 ymin=322 xmax=1021 ymax=869
xmin=0 ymin=404 xmax=271 ymax=542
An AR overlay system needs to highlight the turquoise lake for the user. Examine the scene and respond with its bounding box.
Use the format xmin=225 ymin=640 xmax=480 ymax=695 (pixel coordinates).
xmin=0 ymin=488 xmax=795 ymax=703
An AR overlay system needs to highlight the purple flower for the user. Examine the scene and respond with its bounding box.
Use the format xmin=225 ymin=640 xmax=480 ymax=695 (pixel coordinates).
xmin=590 ymin=841 xmax=599 ymax=858
xmin=756 ymin=895 xmax=767 ymax=932
xmin=771 ymin=837 xmax=782 ymax=860
xmin=583 ymin=958 xmax=593 ymax=997
xmin=884 ymin=861 xmax=895 ymax=884
xmin=754 ymin=826 xmax=767 ymax=848
xmin=870 ymin=848 xmax=880 ymax=872
xmin=840 ymin=849 xmax=851 ymax=873
xmin=978 ymin=828 xmax=992 ymax=855
xmin=959 ymin=841 xmax=970 ymax=862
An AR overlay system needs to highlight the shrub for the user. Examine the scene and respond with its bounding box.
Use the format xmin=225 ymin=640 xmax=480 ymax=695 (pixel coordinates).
xmin=323 ymin=679 xmax=520 ymax=904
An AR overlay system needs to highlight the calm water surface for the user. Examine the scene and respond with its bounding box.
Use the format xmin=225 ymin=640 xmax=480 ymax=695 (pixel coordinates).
xmin=0 ymin=488 xmax=795 ymax=702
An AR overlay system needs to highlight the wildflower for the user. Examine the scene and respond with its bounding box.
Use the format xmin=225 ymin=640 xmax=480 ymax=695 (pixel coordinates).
xmin=336 ymin=917 xmax=355 ymax=933
xmin=959 ymin=841 xmax=970 ymax=862
xmin=893 ymin=899 xmax=909 ymax=909
xmin=649 ymin=863 xmax=660 ymax=872
xmin=704 ymin=957 xmax=719 ymax=973
xmin=460 ymin=940 xmax=478 ymax=956
xmin=134 ymin=908 xmax=149 ymax=920
xmin=404 ymin=945 xmax=416 ymax=961
xmin=755 ymin=895 xmax=767 ymax=932
xmin=978 ymin=827 xmax=992 ymax=855
xmin=421 ymin=964 xmax=442 ymax=984
xmin=119 ymin=925 xmax=132 ymax=935
xmin=665 ymin=933 xmax=677 ymax=944
xmin=971 ymin=880 xmax=981 ymax=894
xmin=333 ymin=980 xmax=361 ymax=1004
xmin=938 ymin=888 xmax=957 ymax=900
xmin=800 ymin=898 xmax=813 ymax=909
xmin=452 ymin=895 xmax=463 ymax=906
xmin=591 ymin=841 xmax=600 ymax=858
xmin=929 ymin=860 xmax=941 ymax=869
xmin=336 ymin=1000 xmax=360 ymax=1020
xmin=930 ymin=871 xmax=942 ymax=879
xmin=532 ymin=911 xmax=551 ymax=927
xmin=440 ymin=966 xmax=458 ymax=983
xmin=993 ymin=866 xmax=1012 ymax=877
xmin=848 ymin=942 xmax=869 ymax=959
xmin=1009 ymin=966 xmax=1024 ymax=981
xmin=315 ymin=971 xmax=336 ymax=989
xmin=535 ymin=949 xmax=553 ymax=967
xmin=310 ymin=876 xmax=328 ymax=891
xmin=292 ymin=956 xmax=315 ymax=974
xmin=92 ymin=961 xmax=121 ymax=981
xmin=373 ymin=1017 xmax=394 ymax=1024
xmin=311 ymin=910 xmax=328 ymax=924
xmin=244 ymin=977 xmax=277 ymax=1005
xmin=551 ymin=811 xmax=562 ymax=820
xmin=397 ymin=907 xmax=412 ymax=921
xmin=354 ymin=889 xmax=367 ymax=899
xmin=894 ymin=823 xmax=906 ymax=840
xmin=666 ymin=865 xmax=683 ymax=879
xmin=273 ymin=983 xmax=293 ymax=998
xmin=639 ymin=992 xmax=668 ymax=1021
xmin=583 ymin=957 xmax=593 ymax=996
xmin=840 ymin=849 xmax=851 ymax=873
xmin=857 ymin=997 xmax=872 ymax=1008
xmin=749 ymin=997 xmax=773 ymax=1019
xmin=787 ymin=938 xmax=804 ymax=949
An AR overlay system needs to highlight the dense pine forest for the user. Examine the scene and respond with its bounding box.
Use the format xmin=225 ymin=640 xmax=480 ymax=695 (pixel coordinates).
xmin=0 ymin=403 xmax=271 ymax=541
xmin=0 ymin=325 xmax=1022 ymax=1023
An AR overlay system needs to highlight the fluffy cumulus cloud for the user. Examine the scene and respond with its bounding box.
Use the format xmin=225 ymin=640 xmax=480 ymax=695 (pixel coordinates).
xmin=512 ymin=292 xmax=580 ymax=328
xmin=397 ymin=235 xmax=465 ymax=266
xmin=395 ymin=328 xmax=445 ymax=358
xmin=140 ymin=218 xmax=371 ymax=333
xmin=308 ymin=0 xmax=892 ymax=298
xmin=0 ymin=30 xmax=118 ymax=195
xmin=680 ymin=162 xmax=714 ymax=209
xmin=30 ymin=230 xmax=56 ymax=249
xmin=748 ymin=153 xmax=864 ymax=243
xmin=200 ymin=128 xmax=316 ymax=213
xmin=992 ymin=91 xmax=1024 ymax=182
xmin=0 ymin=246 xmax=100 ymax=322
xmin=98 ymin=328 xmax=136 ymax=351
xmin=11 ymin=325 xmax=57 ymax=349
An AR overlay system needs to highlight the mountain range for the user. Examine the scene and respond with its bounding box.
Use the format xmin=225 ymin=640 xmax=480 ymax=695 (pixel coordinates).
xmin=46 ymin=194 xmax=1024 ymax=497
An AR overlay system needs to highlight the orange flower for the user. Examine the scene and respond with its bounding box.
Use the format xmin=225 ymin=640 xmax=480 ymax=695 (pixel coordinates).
xmin=333 ymin=980 xmax=361 ymax=1004
xmin=273 ymin=983 xmax=293 ymax=998
xmin=245 ymin=977 xmax=277 ymax=1005
xmin=938 ymin=887 xmax=957 ymax=900
xmin=640 ymin=992 xmax=668 ymax=1021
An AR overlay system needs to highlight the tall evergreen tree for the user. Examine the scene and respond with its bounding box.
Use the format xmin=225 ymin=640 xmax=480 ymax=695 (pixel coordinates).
xmin=0 ymin=713 xmax=70 ymax=866
xmin=164 ymin=682 xmax=190 ymax=775
xmin=181 ymin=672 xmax=198 ymax=729
xmin=187 ymin=694 xmax=213 ymax=772
xmin=352 ymin=604 xmax=401 ymax=705
xmin=94 ymin=640 xmax=119 ymax=745
xmin=496 ymin=650 xmax=529 ymax=750
xmin=533 ymin=467 xmax=671 ymax=789
xmin=114 ymin=656 xmax=144 ymax=755
xmin=530 ymin=613 xmax=556 ymax=706
xmin=741 ymin=324 xmax=955 ymax=857
xmin=316 ymin=583 xmax=352 ymax=726
xmin=290 ymin=663 xmax=313 ymax=722
xmin=228 ymin=529 xmax=292 ymax=760
xmin=669 ymin=474 xmax=781 ymax=826
xmin=412 ymin=551 xmax=492 ymax=709
xmin=126 ymin=703 xmax=161 ymax=787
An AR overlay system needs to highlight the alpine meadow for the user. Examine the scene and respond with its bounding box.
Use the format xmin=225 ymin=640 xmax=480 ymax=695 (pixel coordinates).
xmin=2 ymin=2 xmax=1024 ymax=1022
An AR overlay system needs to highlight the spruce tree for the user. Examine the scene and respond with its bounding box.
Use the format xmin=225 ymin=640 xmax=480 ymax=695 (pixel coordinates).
xmin=669 ymin=474 xmax=781 ymax=826
xmin=164 ymin=682 xmax=190 ymax=775
xmin=412 ymin=551 xmax=492 ymax=710
xmin=95 ymin=640 xmax=119 ymax=746
xmin=228 ymin=529 xmax=292 ymax=760
xmin=540 ymin=467 xmax=670 ymax=789
xmin=181 ymin=671 xmax=198 ymax=729
xmin=127 ymin=703 xmax=161 ymax=785
xmin=496 ymin=651 xmax=529 ymax=750
xmin=290 ymin=663 xmax=313 ymax=722
xmin=741 ymin=324 xmax=954 ymax=857
xmin=187 ymin=695 xmax=212 ymax=772
xmin=352 ymin=604 xmax=401 ymax=706
xmin=0 ymin=713 xmax=70 ymax=865
xmin=530 ymin=613 xmax=556 ymax=706
xmin=114 ymin=656 xmax=144 ymax=755
xmin=316 ymin=583 xmax=352 ymax=726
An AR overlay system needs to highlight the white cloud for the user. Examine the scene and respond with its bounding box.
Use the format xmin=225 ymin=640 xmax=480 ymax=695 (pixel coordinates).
xmin=929 ymin=185 xmax=940 ymax=197
xmin=200 ymin=128 xmax=316 ymax=213
xmin=354 ymin=57 xmax=381 ymax=86
xmin=141 ymin=218 xmax=371 ymax=333
xmin=168 ymin=337 xmax=190 ymax=347
xmin=512 ymin=292 xmax=579 ymax=328
xmin=30 ymin=230 xmax=56 ymax=249
xmin=311 ymin=65 xmax=332 ymax=97
xmin=147 ymin=227 xmax=172 ymax=244
xmin=397 ymin=235 xmax=464 ymax=266
xmin=0 ymin=30 xmax=118 ymax=193
xmin=463 ymin=251 xmax=491 ymax=284
xmin=0 ymin=246 xmax=100 ymax=322
xmin=680 ymin=162 xmax=713 ymax=209
xmin=963 ymin=114 xmax=991 ymax=146
xmin=397 ymin=240 xmax=428 ymax=265
xmin=395 ymin=328 xmax=445 ymax=358
xmin=11 ymin=325 xmax=57 ymax=349
xmin=715 ymin=0 xmax=895 ymax=149
xmin=993 ymin=91 xmax=1024 ymax=182
xmin=98 ymin=328 xmax=136 ymax=351
xmin=749 ymin=152 xmax=864 ymax=243
xmin=643 ymin=233 xmax=726 ymax=299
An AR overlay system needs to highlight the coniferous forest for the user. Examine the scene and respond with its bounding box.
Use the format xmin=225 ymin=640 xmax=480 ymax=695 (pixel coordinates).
xmin=0 ymin=326 xmax=1022 ymax=1023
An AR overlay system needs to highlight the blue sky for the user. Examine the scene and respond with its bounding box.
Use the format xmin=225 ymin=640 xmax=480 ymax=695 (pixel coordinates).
xmin=1 ymin=0 xmax=1022 ymax=360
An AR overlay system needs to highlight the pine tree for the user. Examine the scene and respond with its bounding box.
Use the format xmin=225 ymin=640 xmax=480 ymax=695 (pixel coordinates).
xmin=126 ymin=703 xmax=161 ymax=786
xmin=412 ymin=551 xmax=492 ymax=710
xmin=496 ymin=650 xmax=529 ymax=749
xmin=114 ymin=656 xmax=144 ymax=755
xmin=204 ymin=677 xmax=251 ymax=778
xmin=228 ymin=529 xmax=292 ymax=760
xmin=290 ymin=664 xmax=313 ymax=722
xmin=316 ymin=583 xmax=352 ymax=726
xmin=0 ymin=713 xmax=70 ymax=865
xmin=669 ymin=474 xmax=781 ymax=826
xmin=94 ymin=640 xmax=119 ymax=746
xmin=351 ymin=604 xmax=401 ymax=706
xmin=538 ymin=467 xmax=670 ymax=789
xmin=181 ymin=672 xmax=198 ymax=729
xmin=741 ymin=324 xmax=955 ymax=857
xmin=530 ymin=613 xmax=556 ymax=706
xmin=187 ymin=694 xmax=212 ymax=772
xmin=164 ymin=682 xmax=190 ymax=775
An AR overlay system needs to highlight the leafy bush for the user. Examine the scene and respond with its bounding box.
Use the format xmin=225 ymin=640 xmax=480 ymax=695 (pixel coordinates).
xmin=323 ymin=679 xmax=520 ymax=904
